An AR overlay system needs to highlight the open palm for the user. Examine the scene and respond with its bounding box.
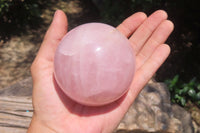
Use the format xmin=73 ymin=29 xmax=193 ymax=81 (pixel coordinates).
xmin=28 ymin=10 xmax=174 ymax=133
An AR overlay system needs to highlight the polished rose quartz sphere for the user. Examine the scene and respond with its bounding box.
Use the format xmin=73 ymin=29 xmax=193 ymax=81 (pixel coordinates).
xmin=54 ymin=23 xmax=135 ymax=106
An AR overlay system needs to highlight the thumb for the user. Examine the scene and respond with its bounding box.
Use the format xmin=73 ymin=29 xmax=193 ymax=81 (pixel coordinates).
xmin=37 ymin=10 xmax=68 ymax=62
xmin=31 ymin=10 xmax=68 ymax=81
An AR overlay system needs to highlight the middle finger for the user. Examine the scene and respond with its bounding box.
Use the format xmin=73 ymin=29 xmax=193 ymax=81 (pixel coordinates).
xmin=129 ymin=10 xmax=168 ymax=54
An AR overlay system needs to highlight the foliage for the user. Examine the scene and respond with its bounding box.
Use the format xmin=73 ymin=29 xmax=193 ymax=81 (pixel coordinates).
xmin=165 ymin=75 xmax=200 ymax=107
xmin=98 ymin=0 xmax=167 ymax=26
xmin=0 ymin=0 xmax=47 ymax=41
xmin=0 ymin=0 xmax=43 ymax=28
xmin=97 ymin=0 xmax=200 ymax=82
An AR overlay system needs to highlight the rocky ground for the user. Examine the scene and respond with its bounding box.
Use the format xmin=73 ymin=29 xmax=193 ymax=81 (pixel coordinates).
xmin=0 ymin=0 xmax=199 ymax=132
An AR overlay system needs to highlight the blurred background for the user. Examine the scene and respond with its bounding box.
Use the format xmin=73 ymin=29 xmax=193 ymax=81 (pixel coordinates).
xmin=0 ymin=0 xmax=200 ymax=128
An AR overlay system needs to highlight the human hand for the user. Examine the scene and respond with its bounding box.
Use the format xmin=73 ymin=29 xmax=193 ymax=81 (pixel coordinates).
xmin=28 ymin=10 xmax=174 ymax=133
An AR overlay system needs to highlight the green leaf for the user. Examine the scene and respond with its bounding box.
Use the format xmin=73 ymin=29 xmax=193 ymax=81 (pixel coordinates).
xmin=188 ymin=77 xmax=196 ymax=87
xmin=174 ymin=94 xmax=181 ymax=100
xmin=170 ymin=75 xmax=179 ymax=88
xmin=33 ymin=4 xmax=38 ymax=8
xmin=172 ymin=99 xmax=176 ymax=103
xmin=175 ymin=87 xmax=181 ymax=94
xmin=196 ymin=92 xmax=200 ymax=100
xmin=197 ymin=84 xmax=200 ymax=91
xmin=164 ymin=79 xmax=171 ymax=85
xmin=188 ymin=89 xmax=196 ymax=98
xmin=180 ymin=97 xmax=186 ymax=106
xmin=178 ymin=89 xmax=183 ymax=95
xmin=182 ymin=86 xmax=189 ymax=95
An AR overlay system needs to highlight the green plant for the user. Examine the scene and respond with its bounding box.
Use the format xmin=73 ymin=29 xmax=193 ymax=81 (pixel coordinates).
xmin=98 ymin=0 xmax=168 ymax=26
xmin=0 ymin=0 xmax=9 ymax=15
xmin=0 ymin=0 xmax=43 ymax=26
xmin=0 ymin=0 xmax=47 ymax=40
xmin=97 ymin=0 xmax=200 ymax=81
xmin=165 ymin=75 xmax=200 ymax=107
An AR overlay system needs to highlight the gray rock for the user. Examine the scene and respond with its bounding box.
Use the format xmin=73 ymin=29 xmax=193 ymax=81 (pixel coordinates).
xmin=117 ymin=82 xmax=194 ymax=133
xmin=172 ymin=104 xmax=194 ymax=133
xmin=0 ymin=77 xmax=32 ymax=96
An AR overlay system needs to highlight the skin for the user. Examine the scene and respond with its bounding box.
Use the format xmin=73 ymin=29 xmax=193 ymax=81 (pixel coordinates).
xmin=28 ymin=10 xmax=174 ymax=133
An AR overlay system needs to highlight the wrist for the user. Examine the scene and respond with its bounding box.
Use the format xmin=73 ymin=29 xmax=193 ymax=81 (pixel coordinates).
xmin=27 ymin=114 xmax=57 ymax=133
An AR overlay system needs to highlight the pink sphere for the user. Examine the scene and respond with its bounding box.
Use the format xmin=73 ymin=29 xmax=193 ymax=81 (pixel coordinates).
xmin=54 ymin=23 xmax=135 ymax=106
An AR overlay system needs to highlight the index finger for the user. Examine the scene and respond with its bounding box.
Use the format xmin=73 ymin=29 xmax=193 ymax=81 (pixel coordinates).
xmin=116 ymin=12 xmax=147 ymax=37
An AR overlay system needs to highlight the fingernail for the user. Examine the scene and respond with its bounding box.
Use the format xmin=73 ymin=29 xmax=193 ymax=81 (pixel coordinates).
xmin=53 ymin=10 xmax=59 ymax=21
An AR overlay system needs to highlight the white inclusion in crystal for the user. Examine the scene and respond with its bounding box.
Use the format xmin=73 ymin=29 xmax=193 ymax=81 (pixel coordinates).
xmin=95 ymin=47 xmax=101 ymax=52
xmin=59 ymin=42 xmax=82 ymax=56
